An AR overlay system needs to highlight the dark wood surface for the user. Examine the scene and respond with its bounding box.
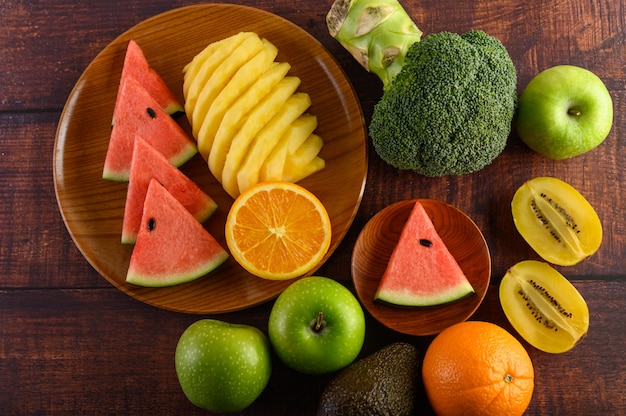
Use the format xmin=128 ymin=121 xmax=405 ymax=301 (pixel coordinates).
xmin=1 ymin=0 xmax=624 ymax=414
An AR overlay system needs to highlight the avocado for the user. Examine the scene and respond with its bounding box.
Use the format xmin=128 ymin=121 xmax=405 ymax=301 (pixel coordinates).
xmin=317 ymin=342 xmax=421 ymax=416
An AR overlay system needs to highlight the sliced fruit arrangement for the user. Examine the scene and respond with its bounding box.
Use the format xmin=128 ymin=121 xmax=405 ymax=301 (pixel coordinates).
xmin=102 ymin=74 xmax=197 ymax=181
xmin=126 ymin=179 xmax=229 ymax=287
xmin=511 ymin=176 xmax=602 ymax=266
xmin=117 ymin=39 xmax=184 ymax=118
xmin=225 ymin=181 xmax=331 ymax=280
xmin=102 ymin=40 xmax=225 ymax=286
xmin=499 ymin=260 xmax=589 ymax=354
xmin=103 ymin=40 xmax=197 ymax=182
xmin=122 ymin=136 xmax=217 ymax=245
xmin=182 ymin=31 xmax=325 ymax=198
xmin=374 ymin=200 xmax=475 ymax=307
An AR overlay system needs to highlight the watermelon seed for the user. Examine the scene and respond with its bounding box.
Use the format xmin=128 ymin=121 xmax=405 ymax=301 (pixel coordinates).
xmin=419 ymin=239 xmax=433 ymax=247
xmin=147 ymin=218 xmax=156 ymax=231
xmin=146 ymin=107 xmax=157 ymax=119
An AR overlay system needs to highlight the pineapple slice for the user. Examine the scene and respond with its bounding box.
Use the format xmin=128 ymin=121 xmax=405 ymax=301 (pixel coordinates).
xmin=196 ymin=39 xmax=278 ymax=159
xmin=183 ymin=32 xmax=326 ymax=197
xmin=208 ymin=62 xmax=291 ymax=182
xmin=183 ymin=32 xmax=255 ymax=124
xmin=221 ymin=76 xmax=301 ymax=198
xmin=284 ymin=156 xmax=325 ymax=183
xmin=283 ymin=134 xmax=325 ymax=182
xmin=260 ymin=114 xmax=318 ymax=182
xmin=191 ymin=34 xmax=265 ymax=139
xmin=237 ymin=92 xmax=311 ymax=194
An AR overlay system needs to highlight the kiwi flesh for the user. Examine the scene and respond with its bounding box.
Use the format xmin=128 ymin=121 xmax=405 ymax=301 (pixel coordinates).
xmin=511 ymin=176 xmax=602 ymax=266
xmin=499 ymin=260 xmax=589 ymax=354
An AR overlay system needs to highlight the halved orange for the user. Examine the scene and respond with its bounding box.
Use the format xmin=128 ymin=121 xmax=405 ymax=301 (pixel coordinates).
xmin=225 ymin=181 xmax=331 ymax=280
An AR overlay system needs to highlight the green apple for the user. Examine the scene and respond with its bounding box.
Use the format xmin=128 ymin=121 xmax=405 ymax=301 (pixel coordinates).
xmin=268 ymin=276 xmax=366 ymax=375
xmin=175 ymin=319 xmax=272 ymax=413
xmin=515 ymin=65 xmax=613 ymax=159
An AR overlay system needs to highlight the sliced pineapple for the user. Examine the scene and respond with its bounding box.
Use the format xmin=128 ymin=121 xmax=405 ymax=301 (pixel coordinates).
xmin=208 ymin=62 xmax=291 ymax=182
xmin=183 ymin=35 xmax=229 ymax=95
xmin=283 ymin=156 xmax=325 ymax=183
xmin=237 ymin=92 xmax=311 ymax=194
xmin=182 ymin=32 xmax=325 ymax=198
xmin=191 ymin=34 xmax=265 ymax=139
xmin=196 ymin=39 xmax=278 ymax=159
xmin=221 ymin=76 xmax=301 ymax=198
xmin=283 ymin=134 xmax=325 ymax=182
xmin=183 ymin=32 xmax=255 ymax=125
xmin=260 ymin=114 xmax=318 ymax=182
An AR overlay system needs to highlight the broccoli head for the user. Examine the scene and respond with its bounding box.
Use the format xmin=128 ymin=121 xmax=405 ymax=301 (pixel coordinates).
xmin=369 ymin=30 xmax=518 ymax=176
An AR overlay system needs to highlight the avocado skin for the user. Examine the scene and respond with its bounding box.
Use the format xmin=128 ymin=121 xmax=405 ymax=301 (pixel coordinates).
xmin=317 ymin=342 xmax=421 ymax=416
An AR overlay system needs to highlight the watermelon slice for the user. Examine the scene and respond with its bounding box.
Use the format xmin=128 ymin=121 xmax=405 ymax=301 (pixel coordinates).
xmin=117 ymin=39 xmax=184 ymax=118
xmin=121 ymin=136 xmax=218 ymax=244
xmin=102 ymin=75 xmax=197 ymax=181
xmin=374 ymin=201 xmax=475 ymax=307
xmin=126 ymin=179 xmax=229 ymax=287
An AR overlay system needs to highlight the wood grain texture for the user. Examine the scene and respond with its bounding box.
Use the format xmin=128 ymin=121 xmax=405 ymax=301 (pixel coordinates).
xmin=1 ymin=0 xmax=625 ymax=414
xmin=53 ymin=4 xmax=367 ymax=313
xmin=0 ymin=281 xmax=623 ymax=415
xmin=352 ymin=199 xmax=490 ymax=336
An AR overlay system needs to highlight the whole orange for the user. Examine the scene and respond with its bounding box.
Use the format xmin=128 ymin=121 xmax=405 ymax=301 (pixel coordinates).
xmin=422 ymin=321 xmax=534 ymax=416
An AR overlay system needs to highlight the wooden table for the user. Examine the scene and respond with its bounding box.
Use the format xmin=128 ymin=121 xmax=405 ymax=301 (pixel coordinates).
xmin=1 ymin=0 xmax=624 ymax=414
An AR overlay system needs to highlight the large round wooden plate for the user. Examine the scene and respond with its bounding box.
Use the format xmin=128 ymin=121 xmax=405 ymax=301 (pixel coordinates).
xmin=352 ymin=199 xmax=490 ymax=335
xmin=53 ymin=4 xmax=367 ymax=314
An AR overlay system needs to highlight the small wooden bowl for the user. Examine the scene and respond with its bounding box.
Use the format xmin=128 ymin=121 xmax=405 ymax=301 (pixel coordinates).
xmin=53 ymin=4 xmax=367 ymax=314
xmin=352 ymin=199 xmax=491 ymax=336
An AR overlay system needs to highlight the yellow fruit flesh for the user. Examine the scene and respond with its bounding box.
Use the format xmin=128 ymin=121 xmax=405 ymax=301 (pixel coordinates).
xmin=499 ymin=260 xmax=589 ymax=353
xmin=196 ymin=40 xmax=278 ymax=159
xmin=260 ymin=114 xmax=318 ymax=182
xmin=183 ymin=32 xmax=326 ymax=195
xmin=183 ymin=32 xmax=254 ymax=125
xmin=511 ymin=176 xmax=602 ymax=266
xmin=191 ymin=34 xmax=265 ymax=139
xmin=237 ymin=92 xmax=312 ymax=194
xmin=283 ymin=134 xmax=325 ymax=182
xmin=182 ymin=36 xmax=229 ymax=95
xmin=208 ymin=62 xmax=291 ymax=182
xmin=221 ymin=76 xmax=301 ymax=198
xmin=283 ymin=156 xmax=325 ymax=183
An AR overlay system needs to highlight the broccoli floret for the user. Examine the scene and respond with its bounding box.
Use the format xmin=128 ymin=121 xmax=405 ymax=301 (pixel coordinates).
xmin=369 ymin=30 xmax=518 ymax=176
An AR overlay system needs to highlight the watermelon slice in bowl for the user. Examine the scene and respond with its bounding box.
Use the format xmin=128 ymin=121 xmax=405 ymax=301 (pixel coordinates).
xmin=53 ymin=4 xmax=367 ymax=314
xmin=351 ymin=199 xmax=491 ymax=336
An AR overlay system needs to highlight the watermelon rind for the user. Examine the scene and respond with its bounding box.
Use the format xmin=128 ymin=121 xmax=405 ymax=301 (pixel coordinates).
xmin=102 ymin=75 xmax=197 ymax=182
xmin=375 ymin=281 xmax=475 ymax=307
xmin=121 ymin=136 xmax=218 ymax=244
xmin=374 ymin=201 xmax=475 ymax=307
xmin=125 ymin=179 xmax=228 ymax=287
xmin=126 ymin=252 xmax=229 ymax=288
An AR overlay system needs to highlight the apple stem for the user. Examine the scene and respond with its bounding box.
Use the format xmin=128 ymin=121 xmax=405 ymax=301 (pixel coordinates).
xmin=568 ymin=108 xmax=582 ymax=116
xmin=314 ymin=312 xmax=324 ymax=332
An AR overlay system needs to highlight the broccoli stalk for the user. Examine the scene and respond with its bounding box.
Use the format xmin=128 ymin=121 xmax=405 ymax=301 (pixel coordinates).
xmin=326 ymin=0 xmax=422 ymax=89
xmin=326 ymin=0 xmax=518 ymax=177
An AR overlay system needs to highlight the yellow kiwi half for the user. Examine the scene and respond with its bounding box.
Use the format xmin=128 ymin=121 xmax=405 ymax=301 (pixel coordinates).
xmin=511 ymin=176 xmax=602 ymax=266
xmin=499 ymin=260 xmax=589 ymax=354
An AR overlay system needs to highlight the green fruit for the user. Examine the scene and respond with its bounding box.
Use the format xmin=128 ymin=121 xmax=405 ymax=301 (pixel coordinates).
xmin=499 ymin=260 xmax=589 ymax=353
xmin=511 ymin=176 xmax=602 ymax=266
xmin=175 ymin=319 xmax=272 ymax=413
xmin=317 ymin=342 xmax=421 ymax=416
xmin=268 ymin=276 xmax=366 ymax=375
xmin=515 ymin=65 xmax=613 ymax=159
